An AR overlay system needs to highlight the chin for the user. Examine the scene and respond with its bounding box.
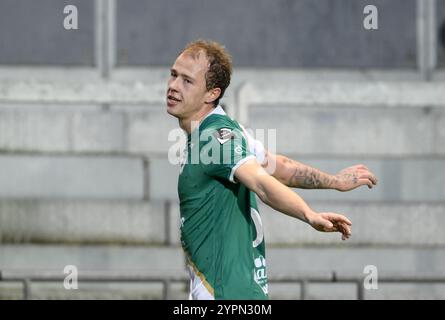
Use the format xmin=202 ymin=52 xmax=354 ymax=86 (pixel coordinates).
xmin=167 ymin=107 xmax=180 ymax=118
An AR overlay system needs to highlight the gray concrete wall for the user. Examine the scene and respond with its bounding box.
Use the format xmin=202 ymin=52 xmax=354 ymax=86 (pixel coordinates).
xmin=2 ymin=199 xmax=444 ymax=247
xmin=437 ymin=1 xmax=445 ymax=68
xmin=0 ymin=200 xmax=166 ymax=244
xmin=0 ymin=0 xmax=444 ymax=299
xmin=0 ymin=104 xmax=125 ymax=152
xmin=0 ymin=0 xmax=428 ymax=68
xmin=169 ymin=202 xmax=445 ymax=247
xmin=116 ymin=0 xmax=417 ymax=68
xmin=150 ymin=156 xmax=445 ymax=202
xmin=2 ymin=244 xmax=445 ymax=299
xmin=250 ymin=105 xmax=443 ymax=156
xmin=0 ymin=155 xmax=145 ymax=199
xmin=0 ymin=0 xmax=95 ymax=66
xmin=0 ymin=73 xmax=444 ymax=300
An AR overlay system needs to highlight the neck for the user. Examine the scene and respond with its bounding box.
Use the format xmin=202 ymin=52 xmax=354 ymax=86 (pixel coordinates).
xmin=179 ymin=104 xmax=214 ymax=134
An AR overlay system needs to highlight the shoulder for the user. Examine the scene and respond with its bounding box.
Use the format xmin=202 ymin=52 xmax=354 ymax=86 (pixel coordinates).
xmin=201 ymin=115 xmax=245 ymax=143
xmin=202 ymin=114 xmax=241 ymax=131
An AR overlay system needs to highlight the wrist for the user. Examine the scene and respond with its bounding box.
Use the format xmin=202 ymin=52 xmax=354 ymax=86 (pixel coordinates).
xmin=303 ymin=208 xmax=317 ymax=224
xmin=331 ymin=175 xmax=340 ymax=190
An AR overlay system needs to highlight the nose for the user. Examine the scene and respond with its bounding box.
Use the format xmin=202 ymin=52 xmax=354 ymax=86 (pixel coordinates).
xmin=168 ymin=76 xmax=180 ymax=93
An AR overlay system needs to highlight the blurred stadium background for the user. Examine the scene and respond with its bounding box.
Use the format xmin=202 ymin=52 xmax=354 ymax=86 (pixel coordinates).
xmin=0 ymin=0 xmax=445 ymax=299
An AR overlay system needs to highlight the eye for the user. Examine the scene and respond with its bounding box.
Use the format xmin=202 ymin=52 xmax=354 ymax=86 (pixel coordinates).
xmin=184 ymin=79 xmax=192 ymax=84
xmin=170 ymin=71 xmax=177 ymax=78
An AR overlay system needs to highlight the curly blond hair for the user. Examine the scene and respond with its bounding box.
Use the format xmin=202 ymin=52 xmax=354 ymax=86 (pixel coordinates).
xmin=181 ymin=39 xmax=232 ymax=107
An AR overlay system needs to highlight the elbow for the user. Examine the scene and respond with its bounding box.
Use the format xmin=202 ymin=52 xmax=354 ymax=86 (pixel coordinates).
xmin=272 ymin=156 xmax=293 ymax=186
xmin=253 ymin=179 xmax=270 ymax=205
xmin=275 ymin=174 xmax=289 ymax=186
xmin=257 ymin=189 xmax=268 ymax=204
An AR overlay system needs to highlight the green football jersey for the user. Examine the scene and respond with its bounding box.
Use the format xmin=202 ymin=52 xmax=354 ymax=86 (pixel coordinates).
xmin=178 ymin=108 xmax=268 ymax=300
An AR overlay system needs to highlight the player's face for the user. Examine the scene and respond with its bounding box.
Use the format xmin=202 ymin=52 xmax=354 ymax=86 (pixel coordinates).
xmin=166 ymin=51 xmax=209 ymax=120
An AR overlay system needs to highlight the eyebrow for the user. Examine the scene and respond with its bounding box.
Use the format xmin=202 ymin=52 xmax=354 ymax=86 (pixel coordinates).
xmin=170 ymin=68 xmax=195 ymax=82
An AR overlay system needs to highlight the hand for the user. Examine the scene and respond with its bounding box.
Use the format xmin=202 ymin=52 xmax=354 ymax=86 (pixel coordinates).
xmin=334 ymin=164 xmax=378 ymax=192
xmin=308 ymin=212 xmax=352 ymax=240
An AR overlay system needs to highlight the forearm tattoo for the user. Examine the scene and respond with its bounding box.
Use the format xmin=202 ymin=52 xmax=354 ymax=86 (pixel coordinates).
xmin=285 ymin=159 xmax=335 ymax=189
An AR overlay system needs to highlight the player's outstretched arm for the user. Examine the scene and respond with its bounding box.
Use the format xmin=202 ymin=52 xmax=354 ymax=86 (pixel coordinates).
xmin=262 ymin=151 xmax=378 ymax=192
xmin=235 ymin=158 xmax=352 ymax=240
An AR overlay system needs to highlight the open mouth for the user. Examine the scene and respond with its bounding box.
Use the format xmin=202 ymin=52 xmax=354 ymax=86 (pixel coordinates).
xmin=167 ymin=94 xmax=182 ymax=107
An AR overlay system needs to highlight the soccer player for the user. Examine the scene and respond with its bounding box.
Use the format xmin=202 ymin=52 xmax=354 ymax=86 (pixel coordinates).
xmin=166 ymin=40 xmax=378 ymax=300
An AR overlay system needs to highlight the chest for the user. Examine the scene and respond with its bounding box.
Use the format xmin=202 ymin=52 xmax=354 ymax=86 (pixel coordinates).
xmin=178 ymin=143 xmax=212 ymax=199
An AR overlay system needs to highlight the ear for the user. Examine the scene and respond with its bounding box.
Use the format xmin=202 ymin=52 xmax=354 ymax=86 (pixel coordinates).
xmin=205 ymin=88 xmax=221 ymax=104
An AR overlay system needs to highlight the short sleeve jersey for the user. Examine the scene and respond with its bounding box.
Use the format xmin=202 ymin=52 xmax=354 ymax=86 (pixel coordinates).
xmin=178 ymin=109 xmax=268 ymax=300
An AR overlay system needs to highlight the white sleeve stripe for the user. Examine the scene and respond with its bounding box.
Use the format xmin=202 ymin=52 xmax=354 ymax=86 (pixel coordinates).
xmin=229 ymin=155 xmax=256 ymax=183
xmin=239 ymin=124 xmax=255 ymax=155
xmin=239 ymin=124 xmax=266 ymax=166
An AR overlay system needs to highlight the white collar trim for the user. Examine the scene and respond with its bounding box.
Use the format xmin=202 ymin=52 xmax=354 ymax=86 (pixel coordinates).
xmin=203 ymin=105 xmax=226 ymax=121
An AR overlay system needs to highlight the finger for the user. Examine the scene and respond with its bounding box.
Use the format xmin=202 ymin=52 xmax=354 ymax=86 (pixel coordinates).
xmin=320 ymin=223 xmax=336 ymax=232
xmin=356 ymin=164 xmax=369 ymax=170
xmin=330 ymin=214 xmax=352 ymax=226
xmin=357 ymin=168 xmax=378 ymax=185
xmin=358 ymin=172 xmax=378 ymax=185
xmin=358 ymin=178 xmax=373 ymax=189
xmin=341 ymin=229 xmax=349 ymax=240
xmin=359 ymin=176 xmax=376 ymax=187
xmin=339 ymin=227 xmax=347 ymax=239
xmin=318 ymin=219 xmax=334 ymax=231
xmin=371 ymin=173 xmax=378 ymax=185
xmin=324 ymin=221 xmax=337 ymax=231
xmin=319 ymin=212 xmax=352 ymax=227
xmin=342 ymin=223 xmax=352 ymax=236
xmin=336 ymin=222 xmax=351 ymax=237
xmin=325 ymin=220 xmax=351 ymax=237
xmin=331 ymin=218 xmax=352 ymax=229
xmin=332 ymin=219 xmax=351 ymax=237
